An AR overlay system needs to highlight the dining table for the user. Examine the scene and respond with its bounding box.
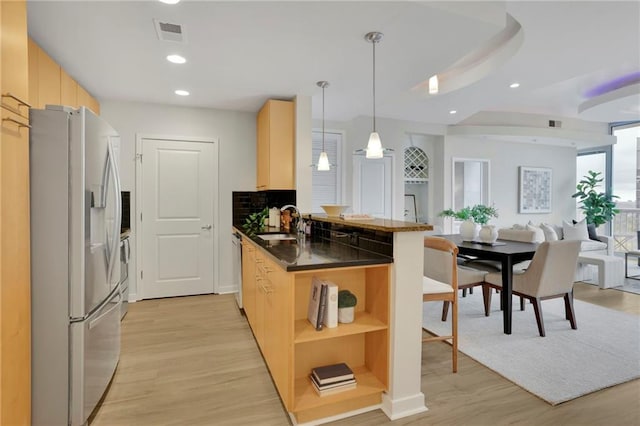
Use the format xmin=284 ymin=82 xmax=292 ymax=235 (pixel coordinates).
xmin=439 ymin=234 xmax=539 ymax=335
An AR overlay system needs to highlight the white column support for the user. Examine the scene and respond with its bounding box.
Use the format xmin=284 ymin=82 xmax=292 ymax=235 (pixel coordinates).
xmin=381 ymin=230 xmax=428 ymax=420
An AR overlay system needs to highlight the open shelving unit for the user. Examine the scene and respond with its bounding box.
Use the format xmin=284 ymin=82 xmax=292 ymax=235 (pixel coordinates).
xmin=291 ymin=265 xmax=390 ymax=423
xmin=241 ymin=236 xmax=391 ymax=424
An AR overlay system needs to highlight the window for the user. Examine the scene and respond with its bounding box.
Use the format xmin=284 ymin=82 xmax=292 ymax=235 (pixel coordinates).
xmin=311 ymin=131 xmax=342 ymax=213
xmin=611 ymin=122 xmax=640 ymax=251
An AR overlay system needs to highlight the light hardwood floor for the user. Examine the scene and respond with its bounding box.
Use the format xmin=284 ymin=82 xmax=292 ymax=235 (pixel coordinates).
xmin=91 ymin=283 xmax=640 ymax=426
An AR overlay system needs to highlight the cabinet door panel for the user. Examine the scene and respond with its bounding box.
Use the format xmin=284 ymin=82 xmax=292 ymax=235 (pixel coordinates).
xmin=27 ymin=38 xmax=40 ymax=109
xmin=37 ymin=47 xmax=61 ymax=108
xmin=0 ymin=106 xmax=32 ymax=426
xmin=241 ymin=242 xmax=256 ymax=327
xmin=256 ymin=103 xmax=269 ymax=189
xmin=77 ymin=84 xmax=100 ymax=115
xmin=60 ymin=69 xmax=78 ymax=108
xmin=1 ymin=1 xmax=29 ymax=111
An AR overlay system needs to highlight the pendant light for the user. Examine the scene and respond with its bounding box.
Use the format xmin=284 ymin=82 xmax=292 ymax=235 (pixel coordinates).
xmin=363 ymin=31 xmax=389 ymax=159
xmin=316 ymin=81 xmax=331 ymax=171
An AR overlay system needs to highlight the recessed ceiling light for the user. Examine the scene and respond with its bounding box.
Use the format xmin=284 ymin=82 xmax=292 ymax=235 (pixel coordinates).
xmin=167 ymin=54 xmax=186 ymax=64
xmin=159 ymin=0 xmax=180 ymax=4
xmin=449 ymin=110 xmax=457 ymax=114
xmin=509 ymin=82 xmax=520 ymax=88
xmin=174 ymin=89 xmax=189 ymax=96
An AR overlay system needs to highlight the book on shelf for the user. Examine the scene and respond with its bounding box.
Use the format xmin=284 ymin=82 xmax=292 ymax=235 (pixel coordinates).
xmin=310 ymin=374 xmax=356 ymax=390
xmin=310 ymin=376 xmax=357 ymax=396
xmin=323 ymin=281 xmax=338 ymax=328
xmin=311 ymin=362 xmax=354 ymax=385
xmin=307 ymin=277 xmax=327 ymax=330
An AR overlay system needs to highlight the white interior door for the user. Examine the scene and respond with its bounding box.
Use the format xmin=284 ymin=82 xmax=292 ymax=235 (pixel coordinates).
xmin=141 ymin=137 xmax=216 ymax=299
xmin=353 ymin=154 xmax=393 ymax=218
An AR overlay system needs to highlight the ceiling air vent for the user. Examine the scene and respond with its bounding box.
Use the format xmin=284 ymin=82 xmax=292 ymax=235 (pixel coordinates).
xmin=154 ymin=19 xmax=186 ymax=43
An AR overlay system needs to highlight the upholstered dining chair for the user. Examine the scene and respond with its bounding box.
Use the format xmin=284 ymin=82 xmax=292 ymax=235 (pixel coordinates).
xmin=483 ymin=240 xmax=581 ymax=337
xmin=422 ymin=236 xmax=461 ymax=373
xmin=440 ymin=264 xmax=488 ymax=321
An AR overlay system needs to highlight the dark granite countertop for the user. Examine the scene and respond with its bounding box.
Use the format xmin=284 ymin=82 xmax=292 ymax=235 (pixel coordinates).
xmin=234 ymin=227 xmax=393 ymax=272
xmin=305 ymin=214 xmax=433 ymax=232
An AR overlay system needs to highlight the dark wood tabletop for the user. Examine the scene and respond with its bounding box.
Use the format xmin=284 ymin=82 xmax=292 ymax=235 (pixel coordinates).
xmin=438 ymin=234 xmax=539 ymax=334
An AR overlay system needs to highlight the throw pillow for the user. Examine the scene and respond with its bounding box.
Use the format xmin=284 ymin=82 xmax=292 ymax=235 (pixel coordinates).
xmin=512 ymin=224 xmax=526 ymax=230
xmin=540 ymin=223 xmax=559 ymax=241
xmin=572 ymin=220 xmax=599 ymax=241
xmin=563 ymin=219 xmax=589 ymax=241
xmin=526 ymin=222 xmax=545 ymax=243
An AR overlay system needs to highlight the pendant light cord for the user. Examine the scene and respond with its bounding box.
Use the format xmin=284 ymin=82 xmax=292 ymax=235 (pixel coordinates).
xmin=372 ymin=39 xmax=376 ymax=132
xmin=322 ymin=84 xmax=325 ymax=152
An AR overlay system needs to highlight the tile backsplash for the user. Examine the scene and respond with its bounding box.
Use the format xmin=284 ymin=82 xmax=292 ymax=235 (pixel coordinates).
xmin=232 ymin=190 xmax=296 ymax=227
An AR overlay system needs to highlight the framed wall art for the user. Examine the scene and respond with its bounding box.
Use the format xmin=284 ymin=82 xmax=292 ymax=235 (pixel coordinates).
xmin=519 ymin=166 xmax=552 ymax=213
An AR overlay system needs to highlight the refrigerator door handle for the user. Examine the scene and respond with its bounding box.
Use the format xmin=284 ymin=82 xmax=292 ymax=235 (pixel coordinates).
xmin=106 ymin=139 xmax=122 ymax=285
xmin=89 ymin=291 xmax=122 ymax=330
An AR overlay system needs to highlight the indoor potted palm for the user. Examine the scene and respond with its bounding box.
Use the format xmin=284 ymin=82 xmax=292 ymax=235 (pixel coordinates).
xmin=572 ymin=170 xmax=619 ymax=228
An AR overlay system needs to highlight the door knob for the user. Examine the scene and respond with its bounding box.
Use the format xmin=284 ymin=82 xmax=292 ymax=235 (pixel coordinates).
xmin=201 ymin=224 xmax=212 ymax=230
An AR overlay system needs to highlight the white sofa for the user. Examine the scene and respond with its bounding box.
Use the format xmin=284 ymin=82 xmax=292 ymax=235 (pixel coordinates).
xmin=496 ymin=227 xmax=613 ymax=256
xmin=495 ymin=225 xmax=613 ymax=282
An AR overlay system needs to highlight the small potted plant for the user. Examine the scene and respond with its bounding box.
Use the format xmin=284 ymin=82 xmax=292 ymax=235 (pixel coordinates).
xmin=337 ymin=289 xmax=357 ymax=324
xmin=439 ymin=205 xmax=498 ymax=242
xmin=242 ymin=207 xmax=269 ymax=236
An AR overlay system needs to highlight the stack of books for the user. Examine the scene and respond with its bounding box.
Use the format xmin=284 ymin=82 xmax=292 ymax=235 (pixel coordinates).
xmin=310 ymin=363 xmax=356 ymax=396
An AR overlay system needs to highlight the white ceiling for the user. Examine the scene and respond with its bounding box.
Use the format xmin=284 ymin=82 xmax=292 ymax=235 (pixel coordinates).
xmin=27 ymin=1 xmax=640 ymax=126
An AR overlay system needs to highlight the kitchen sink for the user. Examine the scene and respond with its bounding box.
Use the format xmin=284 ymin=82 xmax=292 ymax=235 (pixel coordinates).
xmin=258 ymin=233 xmax=297 ymax=242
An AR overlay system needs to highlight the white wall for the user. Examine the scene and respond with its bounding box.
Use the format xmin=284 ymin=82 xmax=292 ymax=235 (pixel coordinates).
xmin=101 ymin=100 xmax=256 ymax=300
xmin=439 ymin=135 xmax=578 ymax=232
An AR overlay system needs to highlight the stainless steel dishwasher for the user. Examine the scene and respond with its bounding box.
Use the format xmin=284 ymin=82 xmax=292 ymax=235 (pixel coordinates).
xmin=120 ymin=235 xmax=130 ymax=319
xmin=232 ymin=231 xmax=243 ymax=309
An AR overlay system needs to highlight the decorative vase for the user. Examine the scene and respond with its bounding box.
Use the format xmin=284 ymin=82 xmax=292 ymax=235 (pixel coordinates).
xmin=338 ymin=307 xmax=355 ymax=324
xmin=460 ymin=220 xmax=480 ymax=242
xmin=479 ymin=225 xmax=498 ymax=243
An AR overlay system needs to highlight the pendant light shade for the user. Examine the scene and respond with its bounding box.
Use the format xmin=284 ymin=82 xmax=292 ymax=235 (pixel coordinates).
xmin=361 ymin=31 xmax=391 ymax=159
xmin=317 ymin=151 xmax=330 ymax=170
xmin=366 ymin=132 xmax=383 ymax=159
xmin=316 ymin=80 xmax=331 ymax=171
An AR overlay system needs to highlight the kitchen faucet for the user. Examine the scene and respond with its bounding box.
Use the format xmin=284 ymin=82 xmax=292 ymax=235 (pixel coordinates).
xmin=281 ymin=204 xmax=305 ymax=234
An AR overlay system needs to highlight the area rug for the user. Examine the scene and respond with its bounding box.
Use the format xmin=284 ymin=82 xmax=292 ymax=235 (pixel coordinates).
xmin=422 ymin=293 xmax=640 ymax=405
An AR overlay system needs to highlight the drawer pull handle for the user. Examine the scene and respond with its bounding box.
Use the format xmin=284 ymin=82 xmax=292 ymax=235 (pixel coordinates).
xmin=2 ymin=117 xmax=31 ymax=129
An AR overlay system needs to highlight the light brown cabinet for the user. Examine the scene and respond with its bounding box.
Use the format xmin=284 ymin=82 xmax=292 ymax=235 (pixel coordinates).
xmin=256 ymin=99 xmax=295 ymax=190
xmin=27 ymin=38 xmax=100 ymax=114
xmin=0 ymin=0 xmax=31 ymax=423
xmin=77 ymin=83 xmax=100 ymax=115
xmin=241 ymin=237 xmax=390 ymax=424
xmin=60 ymin=68 xmax=78 ymax=108
xmin=36 ymin=44 xmax=61 ymax=108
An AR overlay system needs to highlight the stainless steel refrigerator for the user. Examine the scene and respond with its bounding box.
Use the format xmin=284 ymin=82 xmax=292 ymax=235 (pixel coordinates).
xmin=30 ymin=105 xmax=122 ymax=425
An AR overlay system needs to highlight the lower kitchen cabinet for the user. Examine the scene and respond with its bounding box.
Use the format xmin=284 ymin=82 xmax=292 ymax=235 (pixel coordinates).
xmin=240 ymin=237 xmax=390 ymax=424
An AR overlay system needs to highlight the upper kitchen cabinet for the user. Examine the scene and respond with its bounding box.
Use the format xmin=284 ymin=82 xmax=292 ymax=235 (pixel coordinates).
xmin=0 ymin=0 xmax=32 ymax=424
xmin=256 ymin=99 xmax=294 ymax=190
xmin=27 ymin=38 xmax=100 ymax=114
xmin=60 ymin=69 xmax=78 ymax=108
xmin=77 ymin=84 xmax=100 ymax=115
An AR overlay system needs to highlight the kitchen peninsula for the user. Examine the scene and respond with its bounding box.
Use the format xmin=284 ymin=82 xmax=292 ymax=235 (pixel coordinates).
xmin=237 ymin=216 xmax=433 ymax=424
